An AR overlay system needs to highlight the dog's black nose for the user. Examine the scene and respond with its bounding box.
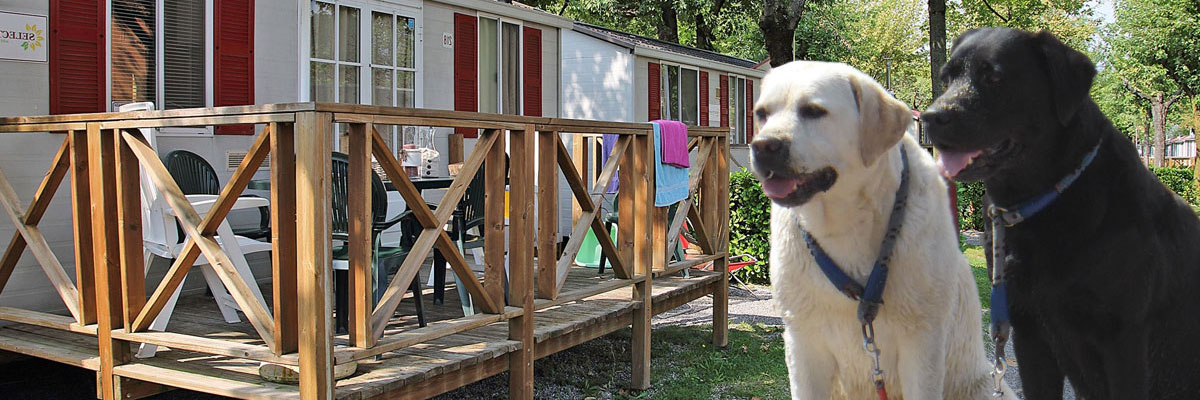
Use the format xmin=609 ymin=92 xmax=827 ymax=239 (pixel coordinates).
xmin=751 ymin=137 xmax=787 ymax=154
xmin=751 ymin=137 xmax=791 ymax=173
xmin=922 ymin=107 xmax=952 ymax=126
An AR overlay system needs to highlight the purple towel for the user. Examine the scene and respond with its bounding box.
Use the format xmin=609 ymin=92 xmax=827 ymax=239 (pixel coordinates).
xmin=654 ymin=120 xmax=690 ymax=167
xmin=601 ymin=134 xmax=619 ymax=193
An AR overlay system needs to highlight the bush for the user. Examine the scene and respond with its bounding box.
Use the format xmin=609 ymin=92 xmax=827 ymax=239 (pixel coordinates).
xmin=953 ymin=168 xmax=1198 ymax=231
xmin=728 ymin=169 xmax=771 ymax=284
xmin=1151 ymin=167 xmax=1197 ymax=205
xmin=955 ymin=181 xmax=987 ymax=232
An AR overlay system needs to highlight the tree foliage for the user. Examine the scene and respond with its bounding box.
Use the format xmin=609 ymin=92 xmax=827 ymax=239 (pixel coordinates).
xmin=949 ymin=0 xmax=1098 ymax=49
xmin=1101 ymin=0 xmax=1199 ymax=164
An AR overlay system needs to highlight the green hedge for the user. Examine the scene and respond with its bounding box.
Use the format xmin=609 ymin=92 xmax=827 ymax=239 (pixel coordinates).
xmin=1152 ymin=167 xmax=1197 ymax=205
xmin=954 ymin=168 xmax=1197 ymax=233
xmin=956 ymin=181 xmax=987 ymax=232
xmin=728 ymin=169 xmax=771 ymax=284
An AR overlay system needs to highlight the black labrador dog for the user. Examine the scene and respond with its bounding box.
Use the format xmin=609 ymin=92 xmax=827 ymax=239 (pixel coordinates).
xmin=923 ymin=27 xmax=1200 ymax=400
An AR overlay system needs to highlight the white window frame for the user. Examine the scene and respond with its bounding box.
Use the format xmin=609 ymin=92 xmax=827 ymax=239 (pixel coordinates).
xmin=302 ymin=0 xmax=423 ymax=152
xmin=658 ymin=62 xmax=699 ymax=125
xmin=728 ymin=74 xmax=747 ymax=145
xmin=368 ymin=11 xmax=419 ymax=108
xmin=300 ymin=0 xmax=423 ymax=107
xmin=106 ymin=0 xmax=216 ymax=136
xmin=476 ymin=13 xmax=524 ymax=116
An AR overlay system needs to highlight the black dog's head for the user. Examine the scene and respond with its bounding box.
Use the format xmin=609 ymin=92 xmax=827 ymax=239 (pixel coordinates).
xmin=924 ymin=28 xmax=1096 ymax=181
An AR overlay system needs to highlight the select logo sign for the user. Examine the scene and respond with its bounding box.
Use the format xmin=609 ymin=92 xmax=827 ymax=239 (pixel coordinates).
xmin=0 ymin=11 xmax=46 ymax=62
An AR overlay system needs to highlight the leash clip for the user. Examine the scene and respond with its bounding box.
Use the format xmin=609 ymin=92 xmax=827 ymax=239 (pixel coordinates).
xmin=986 ymin=205 xmax=1024 ymax=227
xmin=990 ymin=356 xmax=1007 ymax=398
xmin=989 ymin=321 xmax=1011 ymax=398
xmin=862 ymin=323 xmax=888 ymax=399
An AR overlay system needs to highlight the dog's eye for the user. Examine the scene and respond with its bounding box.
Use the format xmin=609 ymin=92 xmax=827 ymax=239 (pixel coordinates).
xmin=799 ymin=104 xmax=827 ymax=119
xmin=755 ymin=108 xmax=768 ymax=123
xmin=978 ymin=62 xmax=1001 ymax=83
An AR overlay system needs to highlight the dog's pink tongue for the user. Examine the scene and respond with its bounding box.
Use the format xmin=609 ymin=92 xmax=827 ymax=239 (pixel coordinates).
xmin=760 ymin=178 xmax=800 ymax=199
xmin=936 ymin=150 xmax=983 ymax=178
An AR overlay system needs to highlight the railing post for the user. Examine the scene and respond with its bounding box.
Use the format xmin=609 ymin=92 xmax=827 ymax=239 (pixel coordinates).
xmin=347 ymin=123 xmax=374 ymax=348
xmin=68 ymin=129 xmax=97 ymax=325
xmin=271 ymin=122 xmax=299 ymax=355
xmin=630 ymin=131 xmax=654 ymax=390
xmin=711 ymin=136 xmax=731 ymax=348
xmin=485 ymin=129 xmax=508 ymax=307
xmin=88 ymin=125 xmax=129 ymax=400
xmin=116 ymin=130 xmax=146 ymax=331
xmin=508 ymin=125 xmax=536 ymax=399
xmin=295 ymin=112 xmax=334 ymax=399
xmin=536 ymin=130 xmax=559 ymax=299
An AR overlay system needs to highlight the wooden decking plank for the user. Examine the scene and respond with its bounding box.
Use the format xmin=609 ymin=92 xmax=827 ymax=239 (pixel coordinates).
xmin=114 ymin=363 xmax=300 ymax=399
xmin=0 ymin=326 xmax=100 ymax=369
xmin=0 ymin=261 xmax=720 ymax=399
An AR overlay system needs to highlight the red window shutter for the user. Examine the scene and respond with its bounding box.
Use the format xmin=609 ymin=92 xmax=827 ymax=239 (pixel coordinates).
xmin=745 ymin=81 xmax=754 ymax=142
xmin=647 ymin=62 xmax=660 ymax=121
xmin=214 ymin=0 xmax=255 ymax=134
xmin=454 ymin=13 xmax=478 ymax=137
xmin=50 ymin=0 xmax=105 ymax=115
xmin=699 ymin=71 xmax=709 ymax=126
xmin=522 ymin=27 xmax=542 ymax=117
xmin=719 ymin=75 xmax=729 ymax=128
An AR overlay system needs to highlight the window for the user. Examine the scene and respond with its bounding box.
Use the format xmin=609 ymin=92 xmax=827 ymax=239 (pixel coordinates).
xmin=659 ymin=64 xmax=699 ymax=125
xmin=111 ymin=0 xmax=157 ymax=105
xmin=729 ymin=75 xmax=746 ymax=144
xmin=308 ymin=1 xmax=420 ymax=106
xmin=110 ymin=0 xmax=210 ymax=110
xmin=478 ymin=16 xmax=522 ymax=115
xmin=163 ymin=0 xmax=206 ymax=109
xmin=370 ymin=12 xmax=417 ymax=107
xmin=309 ymin=2 xmax=359 ymax=103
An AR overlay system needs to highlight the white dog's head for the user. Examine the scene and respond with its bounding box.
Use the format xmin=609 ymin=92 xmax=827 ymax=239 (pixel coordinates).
xmin=749 ymin=61 xmax=913 ymax=207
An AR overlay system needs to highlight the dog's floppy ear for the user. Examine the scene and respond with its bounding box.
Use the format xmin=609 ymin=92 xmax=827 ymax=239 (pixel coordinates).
xmin=1035 ymin=30 xmax=1096 ymax=126
xmin=850 ymin=73 xmax=912 ymax=166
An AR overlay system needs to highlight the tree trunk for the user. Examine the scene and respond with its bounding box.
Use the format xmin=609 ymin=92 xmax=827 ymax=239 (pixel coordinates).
xmin=657 ymin=0 xmax=680 ymax=44
xmin=1153 ymin=93 xmax=1167 ymax=167
xmin=759 ymin=0 xmax=807 ymax=67
xmin=693 ymin=0 xmax=729 ymax=51
xmin=695 ymin=12 xmax=714 ymax=50
xmin=928 ymin=0 xmax=947 ymax=98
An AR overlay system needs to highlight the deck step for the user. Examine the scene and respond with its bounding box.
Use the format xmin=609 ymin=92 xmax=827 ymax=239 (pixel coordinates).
xmin=0 ymin=324 xmax=99 ymax=370
xmin=114 ymin=362 xmax=301 ymax=400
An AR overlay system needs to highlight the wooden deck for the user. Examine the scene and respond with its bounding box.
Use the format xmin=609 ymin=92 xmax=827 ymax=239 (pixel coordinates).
xmin=0 ymin=104 xmax=731 ymax=399
xmin=0 ymin=263 xmax=722 ymax=399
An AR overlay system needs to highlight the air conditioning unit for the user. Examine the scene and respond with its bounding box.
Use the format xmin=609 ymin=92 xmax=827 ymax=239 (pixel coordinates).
xmin=226 ymin=151 xmax=271 ymax=172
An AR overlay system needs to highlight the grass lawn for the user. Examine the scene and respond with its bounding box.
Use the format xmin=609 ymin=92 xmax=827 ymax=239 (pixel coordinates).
xmin=1193 ymin=204 xmax=1200 ymax=216
xmin=437 ymin=323 xmax=790 ymax=399
xmin=440 ymin=245 xmax=995 ymax=399
xmin=962 ymin=243 xmax=990 ymax=306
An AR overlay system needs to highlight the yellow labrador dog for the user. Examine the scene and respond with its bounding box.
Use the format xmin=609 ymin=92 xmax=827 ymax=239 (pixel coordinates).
xmin=750 ymin=61 xmax=1012 ymax=399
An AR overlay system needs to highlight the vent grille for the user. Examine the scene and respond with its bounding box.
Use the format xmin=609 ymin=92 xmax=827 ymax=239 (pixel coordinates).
xmin=226 ymin=151 xmax=270 ymax=171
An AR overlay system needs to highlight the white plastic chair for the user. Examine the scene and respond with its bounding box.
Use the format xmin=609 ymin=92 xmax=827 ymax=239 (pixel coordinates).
xmin=119 ymin=102 xmax=270 ymax=358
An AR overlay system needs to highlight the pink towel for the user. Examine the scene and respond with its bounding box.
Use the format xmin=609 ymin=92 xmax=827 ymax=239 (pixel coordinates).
xmin=654 ymin=120 xmax=690 ymax=167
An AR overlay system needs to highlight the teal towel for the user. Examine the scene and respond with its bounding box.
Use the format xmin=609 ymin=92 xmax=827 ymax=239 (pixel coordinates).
xmin=653 ymin=122 xmax=689 ymax=207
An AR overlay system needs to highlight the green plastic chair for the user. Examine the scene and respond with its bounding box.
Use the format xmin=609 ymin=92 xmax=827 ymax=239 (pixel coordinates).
xmin=574 ymin=227 xmax=617 ymax=268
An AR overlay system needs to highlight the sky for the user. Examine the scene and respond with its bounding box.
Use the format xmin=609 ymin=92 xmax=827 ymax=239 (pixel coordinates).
xmin=1093 ymin=0 xmax=1116 ymax=24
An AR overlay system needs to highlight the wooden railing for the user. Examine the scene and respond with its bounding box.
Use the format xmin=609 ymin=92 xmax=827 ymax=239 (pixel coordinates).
xmin=0 ymin=103 xmax=731 ymax=399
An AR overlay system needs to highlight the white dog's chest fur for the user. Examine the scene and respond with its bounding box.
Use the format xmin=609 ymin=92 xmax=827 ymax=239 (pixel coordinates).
xmin=769 ymin=139 xmax=1004 ymax=399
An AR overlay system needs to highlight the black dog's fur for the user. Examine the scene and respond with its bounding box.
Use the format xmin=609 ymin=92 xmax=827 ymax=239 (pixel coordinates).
xmin=924 ymin=28 xmax=1200 ymax=400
